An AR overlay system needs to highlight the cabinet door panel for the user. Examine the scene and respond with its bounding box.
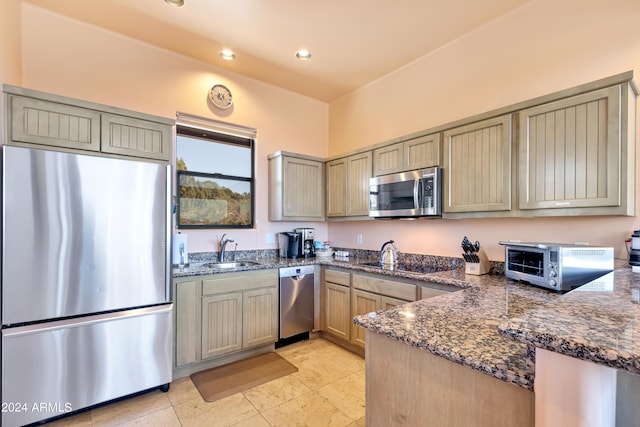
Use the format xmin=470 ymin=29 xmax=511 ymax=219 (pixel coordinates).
xmin=283 ymin=157 xmax=325 ymax=218
xmin=351 ymin=289 xmax=380 ymax=348
xmin=405 ymin=133 xmax=440 ymax=169
xmin=373 ymin=142 xmax=403 ymax=176
xmin=380 ymin=295 xmax=408 ymax=309
xmin=326 ymin=158 xmax=347 ymax=217
xmin=346 ymin=151 xmax=373 ymax=216
xmin=10 ymin=95 xmax=101 ymax=151
xmin=519 ymin=86 xmax=621 ymax=209
xmin=102 ymin=113 xmax=171 ymax=161
xmin=325 ymin=283 xmax=350 ymax=340
xmin=443 ymin=115 xmax=511 ymax=213
xmin=175 ymin=279 xmax=198 ymax=367
xmin=243 ymin=287 xmax=278 ymax=348
xmin=201 ymin=293 xmax=243 ymax=359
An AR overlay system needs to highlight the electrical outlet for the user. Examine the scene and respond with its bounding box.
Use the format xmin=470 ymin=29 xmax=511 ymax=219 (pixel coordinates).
xmin=265 ymin=233 xmax=275 ymax=244
xmin=356 ymin=233 xmax=363 ymax=244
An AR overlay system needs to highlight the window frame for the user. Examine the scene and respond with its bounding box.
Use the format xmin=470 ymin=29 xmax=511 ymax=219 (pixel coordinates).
xmin=175 ymin=115 xmax=256 ymax=230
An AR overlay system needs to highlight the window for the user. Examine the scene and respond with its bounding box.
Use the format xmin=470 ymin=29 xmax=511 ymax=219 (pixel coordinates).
xmin=175 ymin=114 xmax=256 ymax=229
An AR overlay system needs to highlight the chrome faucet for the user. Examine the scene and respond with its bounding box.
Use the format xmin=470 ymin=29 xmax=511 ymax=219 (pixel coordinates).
xmin=219 ymin=234 xmax=235 ymax=262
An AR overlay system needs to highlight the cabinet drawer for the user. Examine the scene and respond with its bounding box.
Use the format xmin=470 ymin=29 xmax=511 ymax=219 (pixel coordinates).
xmin=324 ymin=269 xmax=350 ymax=286
xmin=202 ymin=269 xmax=277 ymax=295
xmin=352 ymin=274 xmax=416 ymax=301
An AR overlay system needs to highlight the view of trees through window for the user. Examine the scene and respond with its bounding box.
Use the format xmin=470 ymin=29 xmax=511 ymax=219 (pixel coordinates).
xmin=176 ymin=125 xmax=254 ymax=228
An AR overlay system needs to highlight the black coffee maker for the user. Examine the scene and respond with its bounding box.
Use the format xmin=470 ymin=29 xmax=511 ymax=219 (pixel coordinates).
xmin=295 ymin=227 xmax=315 ymax=257
xmin=278 ymin=232 xmax=301 ymax=259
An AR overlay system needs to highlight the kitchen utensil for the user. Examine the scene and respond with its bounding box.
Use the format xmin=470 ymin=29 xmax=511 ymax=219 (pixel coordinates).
xmin=461 ymin=236 xmax=489 ymax=275
xmin=380 ymin=240 xmax=399 ymax=265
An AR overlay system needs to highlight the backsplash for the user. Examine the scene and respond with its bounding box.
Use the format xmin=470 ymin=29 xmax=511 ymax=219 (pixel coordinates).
xmin=186 ymin=248 xmax=505 ymax=275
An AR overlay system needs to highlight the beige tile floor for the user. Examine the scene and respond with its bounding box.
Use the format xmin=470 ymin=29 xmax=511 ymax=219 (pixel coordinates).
xmin=45 ymin=338 xmax=366 ymax=427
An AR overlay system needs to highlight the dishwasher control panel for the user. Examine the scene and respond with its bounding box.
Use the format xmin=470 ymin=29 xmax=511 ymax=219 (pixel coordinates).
xmin=279 ymin=265 xmax=315 ymax=277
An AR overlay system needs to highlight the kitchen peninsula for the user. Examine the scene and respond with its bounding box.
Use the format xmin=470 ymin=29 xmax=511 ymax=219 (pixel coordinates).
xmin=354 ymin=267 xmax=640 ymax=427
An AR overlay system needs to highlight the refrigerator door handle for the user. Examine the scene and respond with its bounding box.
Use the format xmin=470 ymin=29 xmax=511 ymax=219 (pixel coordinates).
xmin=2 ymin=304 xmax=172 ymax=338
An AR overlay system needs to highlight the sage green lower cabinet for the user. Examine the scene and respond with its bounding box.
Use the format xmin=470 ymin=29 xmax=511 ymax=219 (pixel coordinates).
xmin=323 ymin=269 xmax=351 ymax=341
xmin=201 ymin=292 xmax=243 ymax=359
xmin=174 ymin=277 xmax=199 ymax=367
xmin=350 ymin=273 xmax=417 ymax=349
xmin=351 ymin=289 xmax=407 ymax=348
xmin=173 ymin=269 xmax=278 ymax=371
xmin=243 ymin=287 xmax=279 ymax=348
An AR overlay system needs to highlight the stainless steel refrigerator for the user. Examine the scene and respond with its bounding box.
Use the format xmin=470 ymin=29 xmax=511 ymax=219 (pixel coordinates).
xmin=1 ymin=146 xmax=173 ymax=427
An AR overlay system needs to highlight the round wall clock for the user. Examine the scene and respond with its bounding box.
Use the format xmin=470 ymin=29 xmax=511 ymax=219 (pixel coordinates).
xmin=209 ymin=84 xmax=233 ymax=109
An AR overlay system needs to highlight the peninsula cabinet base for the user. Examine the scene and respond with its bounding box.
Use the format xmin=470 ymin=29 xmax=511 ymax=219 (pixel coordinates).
xmin=365 ymin=332 xmax=534 ymax=427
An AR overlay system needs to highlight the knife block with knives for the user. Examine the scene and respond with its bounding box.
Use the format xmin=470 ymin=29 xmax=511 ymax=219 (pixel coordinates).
xmin=461 ymin=236 xmax=490 ymax=275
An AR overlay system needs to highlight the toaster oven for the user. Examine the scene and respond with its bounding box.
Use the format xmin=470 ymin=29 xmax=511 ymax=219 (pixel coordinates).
xmin=499 ymin=242 xmax=614 ymax=292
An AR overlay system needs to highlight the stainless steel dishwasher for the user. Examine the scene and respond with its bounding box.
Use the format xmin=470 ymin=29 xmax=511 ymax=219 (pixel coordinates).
xmin=278 ymin=265 xmax=315 ymax=343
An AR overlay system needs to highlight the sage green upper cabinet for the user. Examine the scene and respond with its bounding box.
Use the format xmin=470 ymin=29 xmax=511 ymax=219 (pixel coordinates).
xmin=101 ymin=113 xmax=172 ymax=161
xmin=268 ymin=151 xmax=325 ymax=221
xmin=9 ymin=95 xmax=101 ymax=151
xmin=4 ymin=85 xmax=173 ymax=162
xmin=518 ymin=83 xmax=636 ymax=215
xmin=373 ymin=142 xmax=403 ymax=176
xmin=442 ymin=115 xmax=512 ymax=213
xmin=347 ymin=152 xmax=373 ymax=216
xmin=326 ymin=151 xmax=373 ymax=218
xmin=325 ymin=158 xmax=347 ymax=217
xmin=373 ymin=133 xmax=441 ymax=176
xmin=405 ymin=133 xmax=441 ymax=170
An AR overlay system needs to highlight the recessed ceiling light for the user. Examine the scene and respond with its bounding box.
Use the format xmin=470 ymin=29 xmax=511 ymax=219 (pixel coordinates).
xmin=295 ymin=50 xmax=312 ymax=60
xmin=220 ymin=49 xmax=236 ymax=61
xmin=163 ymin=0 xmax=184 ymax=7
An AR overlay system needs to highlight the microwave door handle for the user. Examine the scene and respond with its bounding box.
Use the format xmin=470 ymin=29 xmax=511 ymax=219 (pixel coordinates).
xmin=415 ymin=179 xmax=422 ymax=209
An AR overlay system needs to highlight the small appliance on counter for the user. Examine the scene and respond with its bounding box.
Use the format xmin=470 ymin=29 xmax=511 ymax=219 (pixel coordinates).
xmin=172 ymin=232 xmax=189 ymax=267
xmin=380 ymin=240 xmax=399 ymax=266
xmin=279 ymin=232 xmax=302 ymax=259
xmin=295 ymin=227 xmax=315 ymax=257
xmin=499 ymin=241 xmax=614 ymax=292
xmin=315 ymin=241 xmax=333 ymax=259
xmin=629 ymin=230 xmax=640 ymax=268
xmin=461 ymin=236 xmax=490 ymax=275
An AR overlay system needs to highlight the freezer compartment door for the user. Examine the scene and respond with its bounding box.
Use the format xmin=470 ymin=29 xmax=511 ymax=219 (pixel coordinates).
xmin=1 ymin=305 xmax=172 ymax=427
xmin=2 ymin=146 xmax=170 ymax=325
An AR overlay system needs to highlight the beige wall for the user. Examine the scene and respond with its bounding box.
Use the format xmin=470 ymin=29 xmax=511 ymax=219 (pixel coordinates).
xmin=0 ymin=0 xmax=22 ymax=87
xmin=5 ymin=1 xmax=640 ymax=261
xmin=328 ymin=0 xmax=640 ymax=261
xmin=10 ymin=3 xmax=329 ymax=254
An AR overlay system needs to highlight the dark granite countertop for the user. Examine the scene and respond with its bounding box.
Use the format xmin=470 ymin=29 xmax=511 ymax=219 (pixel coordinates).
xmin=173 ymin=255 xmax=640 ymax=390
xmin=499 ymin=269 xmax=640 ymax=376
xmin=353 ymin=269 xmax=560 ymax=390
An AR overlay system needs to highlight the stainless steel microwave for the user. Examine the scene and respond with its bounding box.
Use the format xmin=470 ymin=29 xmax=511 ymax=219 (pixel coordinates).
xmin=368 ymin=167 xmax=442 ymax=218
xmin=499 ymin=242 xmax=614 ymax=292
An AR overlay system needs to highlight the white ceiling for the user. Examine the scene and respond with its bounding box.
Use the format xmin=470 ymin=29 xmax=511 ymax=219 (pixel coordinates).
xmin=23 ymin=0 xmax=531 ymax=102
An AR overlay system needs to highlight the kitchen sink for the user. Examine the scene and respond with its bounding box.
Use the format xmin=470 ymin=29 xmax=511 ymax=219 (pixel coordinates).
xmin=203 ymin=261 xmax=261 ymax=269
